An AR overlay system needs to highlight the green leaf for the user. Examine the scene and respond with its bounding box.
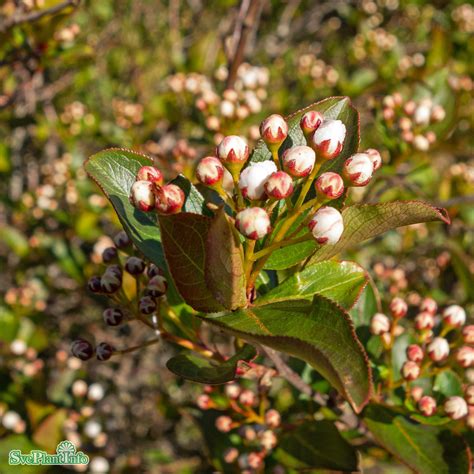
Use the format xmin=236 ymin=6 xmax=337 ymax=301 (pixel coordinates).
xmin=32 ymin=409 xmax=68 ymax=452
xmin=205 ymin=208 xmax=246 ymax=310
xmin=0 ymin=436 xmax=47 ymax=473
xmin=409 ymin=413 xmax=452 ymax=426
xmin=264 ymin=240 xmax=316 ymax=270
xmin=84 ymin=148 xmax=165 ymax=268
xmin=257 ymin=260 xmax=367 ymax=310
xmin=158 ymin=212 xmax=224 ymax=313
xmin=275 ymin=420 xmax=358 ymax=471
xmin=166 ymin=345 xmax=256 ymax=384
xmin=364 ymin=404 xmax=472 ymax=474
xmin=309 ymin=201 xmax=450 ymax=264
xmin=200 ymin=295 xmax=372 ymax=412
xmin=433 ymin=370 xmax=463 ymax=397
xmin=171 ymin=174 xmax=210 ymax=215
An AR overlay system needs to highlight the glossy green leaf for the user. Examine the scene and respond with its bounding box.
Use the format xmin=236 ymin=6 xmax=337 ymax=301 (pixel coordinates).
xmin=159 ymin=212 xmax=224 ymax=312
xmin=171 ymin=174 xmax=210 ymax=215
xmin=0 ymin=436 xmax=47 ymax=474
xmin=200 ymin=295 xmax=372 ymax=412
xmin=85 ymin=148 xmax=165 ymax=267
xmin=275 ymin=420 xmax=358 ymax=471
xmin=166 ymin=345 xmax=256 ymax=384
xmin=409 ymin=413 xmax=452 ymax=426
xmin=364 ymin=404 xmax=471 ymax=474
xmin=257 ymin=260 xmax=367 ymax=309
xmin=433 ymin=370 xmax=463 ymax=397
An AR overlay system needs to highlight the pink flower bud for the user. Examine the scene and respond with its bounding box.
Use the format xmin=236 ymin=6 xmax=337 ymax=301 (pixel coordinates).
xmin=100 ymin=269 xmax=122 ymax=294
xmin=418 ymin=395 xmax=437 ymax=416
xmin=365 ymin=148 xmax=382 ymax=171
xmin=155 ymin=184 xmax=185 ymax=214
xmin=442 ymin=305 xmax=466 ymax=327
xmin=71 ymin=339 xmax=94 ymax=361
xmin=420 ymin=297 xmax=437 ymax=315
xmin=465 ymin=385 xmax=474 ymax=405
xmin=88 ymin=276 xmax=102 ymax=293
xmin=282 ymin=145 xmax=316 ymax=177
xmin=223 ymin=448 xmax=239 ymax=464
xmin=343 ymin=153 xmax=374 ymax=186
xmin=444 ymin=396 xmax=468 ymax=420
xmin=260 ymin=114 xmax=288 ymax=145
xmin=196 ymin=394 xmax=212 ymax=410
xmin=389 ymin=297 xmax=408 ymax=318
xmin=217 ymin=135 xmax=249 ymax=164
xmin=103 ymin=308 xmax=124 ymax=326
xmin=224 ymin=383 xmax=241 ymax=399
xmin=265 ymin=409 xmax=281 ymax=428
xmin=411 ymin=386 xmax=424 ymax=402
xmin=415 ymin=311 xmax=435 ymax=330
xmin=196 ymin=156 xmax=224 ymax=187
xmin=130 ymin=180 xmax=155 ymax=212
xmin=247 ymin=452 xmax=263 ymax=470
xmin=315 ymin=172 xmax=344 ymax=200
xmin=147 ymin=275 xmax=168 ymax=297
xmin=215 ymin=415 xmax=233 ymax=433
xmin=431 ymin=105 xmax=446 ymax=122
xmin=264 ymin=171 xmax=294 ymax=199
xmin=300 ymin=111 xmax=323 ymax=135
xmin=402 ymin=361 xmax=420 ymax=381
xmin=308 ymin=206 xmax=344 ymax=245
xmin=239 ymin=389 xmax=256 ymax=406
xmin=311 ymin=119 xmax=346 ymax=159
xmin=235 ymin=207 xmax=271 ymax=240
xmin=136 ymin=166 xmax=163 ymax=185
xmin=260 ymin=430 xmax=277 ymax=450
xmin=113 ymin=230 xmax=131 ymax=249
xmin=406 ymin=344 xmax=424 ymax=363
xmin=102 ymin=247 xmax=118 ymax=263
xmin=139 ymin=296 xmax=156 ymax=315
xmin=370 ymin=313 xmax=391 ymax=335
xmin=239 ymin=161 xmax=277 ymax=200
xmin=456 ymin=346 xmax=474 ymax=368
xmin=463 ymin=325 xmax=474 ymax=344
xmin=96 ymin=342 xmax=114 ymax=361
xmin=124 ymin=256 xmax=145 ymax=275
xmin=427 ymin=337 xmax=450 ymax=362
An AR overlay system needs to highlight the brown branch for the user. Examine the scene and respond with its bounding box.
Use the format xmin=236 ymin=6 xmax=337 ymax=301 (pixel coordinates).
xmin=225 ymin=0 xmax=262 ymax=89
xmin=0 ymin=0 xmax=80 ymax=34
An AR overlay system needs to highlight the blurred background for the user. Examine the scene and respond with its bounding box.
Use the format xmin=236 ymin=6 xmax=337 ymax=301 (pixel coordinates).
xmin=0 ymin=0 xmax=472 ymax=472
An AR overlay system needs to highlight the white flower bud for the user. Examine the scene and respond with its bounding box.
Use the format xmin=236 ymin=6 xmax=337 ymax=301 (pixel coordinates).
xmin=300 ymin=111 xmax=323 ymax=136
xmin=442 ymin=305 xmax=466 ymax=327
xmin=217 ymin=135 xmax=249 ymax=165
xmin=414 ymin=100 xmax=432 ymax=125
xmin=84 ymin=420 xmax=102 ymax=438
xmin=136 ymin=166 xmax=163 ymax=184
xmin=343 ymin=153 xmax=374 ymax=186
xmin=260 ymin=114 xmax=288 ymax=146
xmin=413 ymin=135 xmax=430 ymax=151
xmin=315 ymin=172 xmax=344 ymax=200
xmin=418 ymin=396 xmax=437 ymax=416
xmin=427 ymin=337 xmax=450 ymax=362
xmin=402 ymin=361 xmax=420 ymax=381
xmin=2 ymin=411 xmax=22 ymax=430
xmin=264 ymin=171 xmax=294 ymax=199
xmin=311 ymin=119 xmax=346 ymax=159
xmin=420 ymin=297 xmax=437 ymax=315
xmin=415 ymin=311 xmax=435 ymax=330
xmin=431 ymin=105 xmax=446 ymax=122
xmin=465 ymin=385 xmax=474 ymax=405
xmin=411 ymin=386 xmax=424 ymax=402
xmin=220 ymin=99 xmax=235 ymax=118
xmin=370 ymin=313 xmax=391 ymax=335
xmin=224 ymin=383 xmax=241 ymax=399
xmin=215 ymin=415 xmax=233 ymax=433
xmin=389 ymin=297 xmax=408 ymax=318
xmin=196 ymin=156 xmax=224 ymax=187
xmin=88 ymin=383 xmax=105 ymax=401
xmin=282 ymin=145 xmax=316 ymax=177
xmin=155 ymin=184 xmax=185 ymax=215
xmin=260 ymin=430 xmax=277 ymax=450
xmin=308 ymin=206 xmax=344 ymax=245
xmin=90 ymin=456 xmax=110 ymax=474
xmin=406 ymin=344 xmax=424 ymax=363
xmin=444 ymin=396 xmax=468 ymax=420
xmin=463 ymin=325 xmax=474 ymax=344
xmin=456 ymin=346 xmax=474 ymax=368
xmin=235 ymin=207 xmax=271 ymax=240
xmin=130 ymin=180 xmax=155 ymax=212
xmin=365 ymin=148 xmax=382 ymax=171
xmin=239 ymin=161 xmax=277 ymax=200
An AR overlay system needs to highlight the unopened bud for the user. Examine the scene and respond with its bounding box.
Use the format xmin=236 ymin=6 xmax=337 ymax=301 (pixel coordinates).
xmin=282 ymin=145 xmax=315 ymax=177
xmin=265 ymin=409 xmax=281 ymax=428
xmin=420 ymin=297 xmax=437 ymax=315
xmin=444 ymin=396 xmax=468 ymax=420
xmin=415 ymin=311 xmax=435 ymax=330
xmin=427 ymin=337 xmax=450 ymax=362
xmin=260 ymin=430 xmax=277 ymax=450
xmin=311 ymin=119 xmax=346 ymax=160
xmin=125 ymin=256 xmax=145 ymax=275
xmin=463 ymin=325 xmax=474 ymax=344
xmin=113 ymin=230 xmax=131 ymax=249
xmin=247 ymin=452 xmax=263 ymax=470
xmin=196 ymin=156 xmax=224 ymax=187
xmin=442 ymin=305 xmax=466 ymax=327
xmin=406 ymin=344 xmax=424 ymax=363
xmin=147 ymin=275 xmax=168 ymax=297
xmin=413 ymin=135 xmax=430 ymax=151
xmin=224 ymin=383 xmax=241 ymax=399
xmin=100 ymin=269 xmax=122 ymax=294
xmin=130 ymin=180 xmax=155 ymax=212
xmin=411 ymin=386 xmax=424 ymax=402
xmin=370 ymin=313 xmax=391 ymax=335
xmin=418 ymin=395 xmax=437 ymax=416
xmin=96 ymin=342 xmax=114 ymax=361
xmin=136 ymin=166 xmax=163 ymax=185
xmin=217 ymin=135 xmax=249 ymax=176
xmin=103 ymin=308 xmax=124 ymax=326
xmin=456 ymin=346 xmax=474 ymax=368
xmin=414 ymin=101 xmax=432 ymax=125
xmin=431 ymin=105 xmax=446 ymax=122
xmin=308 ymin=206 xmax=344 ymax=245
xmin=402 ymin=361 xmax=420 ymax=381
xmin=223 ymin=447 xmax=239 ymax=464
xmin=260 ymin=114 xmax=288 ymax=147
xmin=466 ymin=385 xmax=474 ymax=405
xmin=389 ymin=297 xmax=408 ymax=318
xmin=102 ymin=247 xmax=118 ymax=263
xmin=71 ymin=339 xmax=94 ymax=361
xmin=343 ymin=153 xmax=374 ymax=186
xmin=88 ymin=276 xmax=102 ymax=293
xmin=315 ymin=172 xmax=344 ymax=200
xmin=467 ymin=407 xmax=474 ymax=429
xmin=239 ymin=161 xmax=277 ymax=200
xmin=264 ymin=171 xmax=294 ymax=199
xmin=196 ymin=394 xmax=212 ymax=410
xmin=239 ymin=389 xmax=256 ymax=406
xmin=155 ymin=184 xmax=185 ymax=215
xmin=300 ymin=111 xmax=323 ymax=136
xmin=147 ymin=264 xmax=165 ymax=279
xmin=139 ymin=296 xmax=156 ymax=314
xmin=215 ymin=415 xmax=233 ymax=433
xmin=365 ymin=148 xmax=382 ymax=171
xmin=235 ymin=207 xmax=271 ymax=240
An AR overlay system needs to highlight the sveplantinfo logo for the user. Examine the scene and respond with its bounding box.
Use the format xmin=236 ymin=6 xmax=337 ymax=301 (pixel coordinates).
xmin=9 ymin=440 xmax=89 ymax=467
